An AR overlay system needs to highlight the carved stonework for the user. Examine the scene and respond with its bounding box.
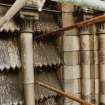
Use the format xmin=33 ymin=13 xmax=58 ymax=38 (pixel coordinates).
xmin=20 ymin=11 xmax=39 ymax=33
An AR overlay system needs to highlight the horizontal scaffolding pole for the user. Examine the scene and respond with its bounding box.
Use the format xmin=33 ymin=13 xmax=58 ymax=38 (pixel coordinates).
xmin=35 ymin=14 xmax=105 ymax=40
xmin=35 ymin=80 xmax=94 ymax=105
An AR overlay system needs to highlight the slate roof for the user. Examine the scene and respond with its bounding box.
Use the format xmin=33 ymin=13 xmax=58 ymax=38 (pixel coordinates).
xmin=0 ymin=35 xmax=61 ymax=71
xmin=0 ymin=71 xmax=23 ymax=105
xmin=35 ymin=70 xmax=62 ymax=100
xmin=0 ymin=70 xmax=62 ymax=105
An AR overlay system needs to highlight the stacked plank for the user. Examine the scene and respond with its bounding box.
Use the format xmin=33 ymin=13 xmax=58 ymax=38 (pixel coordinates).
xmin=97 ymin=22 xmax=105 ymax=105
xmin=62 ymin=4 xmax=81 ymax=105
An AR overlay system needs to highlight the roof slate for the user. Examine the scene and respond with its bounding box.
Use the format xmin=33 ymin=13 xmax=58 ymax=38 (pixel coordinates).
xmin=35 ymin=70 xmax=62 ymax=100
xmin=0 ymin=35 xmax=61 ymax=71
xmin=0 ymin=72 xmax=23 ymax=105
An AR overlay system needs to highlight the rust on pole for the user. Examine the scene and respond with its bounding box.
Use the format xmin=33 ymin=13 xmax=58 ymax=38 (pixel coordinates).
xmin=35 ymin=14 xmax=105 ymax=40
xmin=35 ymin=80 xmax=94 ymax=105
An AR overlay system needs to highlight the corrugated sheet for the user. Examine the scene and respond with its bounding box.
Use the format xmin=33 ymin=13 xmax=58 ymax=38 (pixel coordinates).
xmin=0 ymin=6 xmax=20 ymax=32
xmin=0 ymin=72 xmax=23 ymax=105
xmin=35 ymin=70 xmax=62 ymax=100
xmin=0 ymin=36 xmax=61 ymax=71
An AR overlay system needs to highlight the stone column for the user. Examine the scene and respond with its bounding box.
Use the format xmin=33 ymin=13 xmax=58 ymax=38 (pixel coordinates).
xmin=62 ymin=4 xmax=81 ymax=105
xmin=97 ymin=22 xmax=105 ymax=105
xmin=19 ymin=11 xmax=38 ymax=105
xmin=92 ymin=25 xmax=99 ymax=105
xmin=80 ymin=27 xmax=92 ymax=102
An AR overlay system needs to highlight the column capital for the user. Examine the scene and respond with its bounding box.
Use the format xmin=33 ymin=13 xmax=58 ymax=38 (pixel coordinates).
xmin=20 ymin=11 xmax=39 ymax=33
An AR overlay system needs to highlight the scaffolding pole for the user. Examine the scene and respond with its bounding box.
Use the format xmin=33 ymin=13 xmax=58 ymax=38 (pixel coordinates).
xmin=35 ymin=80 xmax=94 ymax=105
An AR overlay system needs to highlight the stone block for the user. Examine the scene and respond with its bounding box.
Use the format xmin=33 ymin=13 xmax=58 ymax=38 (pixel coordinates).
xmin=64 ymin=65 xmax=81 ymax=79
xmin=64 ymin=51 xmax=80 ymax=65
xmin=63 ymin=36 xmax=80 ymax=51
